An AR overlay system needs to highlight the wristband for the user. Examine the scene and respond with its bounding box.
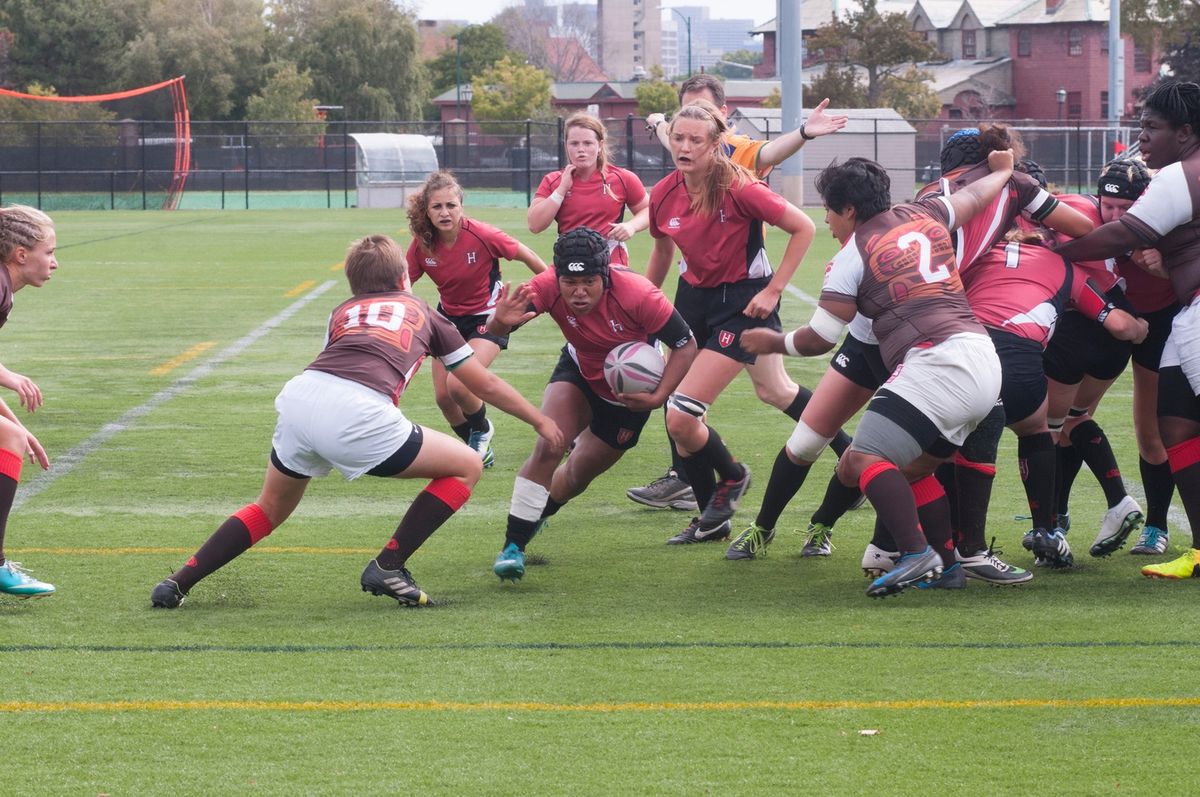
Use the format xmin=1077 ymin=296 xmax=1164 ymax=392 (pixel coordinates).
xmin=1097 ymin=302 xmax=1116 ymax=324
xmin=799 ymin=122 xmax=815 ymax=141
xmin=783 ymin=330 xmax=801 ymax=357
xmin=549 ymin=190 xmax=564 ymax=205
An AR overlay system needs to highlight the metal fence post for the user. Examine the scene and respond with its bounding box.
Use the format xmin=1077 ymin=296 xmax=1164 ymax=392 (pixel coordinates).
xmin=525 ymin=118 xmax=533 ymax=206
xmin=36 ymin=122 xmax=43 ymax=209
xmin=343 ymin=122 xmax=350 ymax=209
xmin=244 ymin=121 xmax=251 ymax=209
xmin=110 ymin=171 xmax=115 ymax=210
xmin=557 ymin=115 xmax=565 ymax=168
xmin=874 ymin=117 xmax=879 ymax=163
xmin=626 ymin=114 xmax=635 ymax=171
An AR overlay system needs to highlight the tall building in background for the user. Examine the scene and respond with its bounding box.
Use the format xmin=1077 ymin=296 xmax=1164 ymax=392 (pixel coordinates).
xmin=598 ymin=0 xmax=662 ymax=80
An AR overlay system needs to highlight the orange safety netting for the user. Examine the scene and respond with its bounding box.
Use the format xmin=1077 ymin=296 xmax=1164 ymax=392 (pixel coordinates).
xmin=0 ymin=76 xmax=191 ymax=209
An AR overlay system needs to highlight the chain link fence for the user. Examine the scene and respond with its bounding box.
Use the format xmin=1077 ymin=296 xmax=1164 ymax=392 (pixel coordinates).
xmin=0 ymin=117 xmax=1140 ymax=211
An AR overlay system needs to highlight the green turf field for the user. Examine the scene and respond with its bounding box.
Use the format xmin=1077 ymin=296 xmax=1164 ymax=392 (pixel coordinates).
xmin=1 ymin=208 xmax=1195 ymax=794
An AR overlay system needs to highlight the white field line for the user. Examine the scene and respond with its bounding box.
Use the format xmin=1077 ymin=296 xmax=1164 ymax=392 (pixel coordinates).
xmin=15 ymin=280 xmax=338 ymax=511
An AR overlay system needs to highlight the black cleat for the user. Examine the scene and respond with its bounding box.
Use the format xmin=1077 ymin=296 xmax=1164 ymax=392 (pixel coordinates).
xmin=361 ymin=559 xmax=432 ymax=606
xmin=151 ymin=579 xmax=186 ymax=609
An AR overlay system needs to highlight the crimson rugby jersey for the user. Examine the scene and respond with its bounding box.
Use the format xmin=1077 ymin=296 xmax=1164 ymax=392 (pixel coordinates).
xmin=406 ymin=218 xmax=519 ymax=316
xmin=535 ymin=165 xmax=646 ymax=267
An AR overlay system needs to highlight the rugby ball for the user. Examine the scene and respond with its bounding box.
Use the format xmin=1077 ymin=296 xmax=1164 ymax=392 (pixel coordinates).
xmin=603 ymin=341 xmax=666 ymax=394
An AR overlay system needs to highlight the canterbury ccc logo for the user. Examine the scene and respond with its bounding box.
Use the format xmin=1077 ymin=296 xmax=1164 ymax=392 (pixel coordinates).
xmin=1103 ymin=183 xmax=1122 ymax=193
xmin=568 ymin=262 xmax=586 ymax=271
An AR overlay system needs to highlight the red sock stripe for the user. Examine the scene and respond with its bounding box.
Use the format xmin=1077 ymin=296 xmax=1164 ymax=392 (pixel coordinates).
xmin=1167 ymin=437 xmax=1200 ymax=474
xmin=0 ymin=449 xmax=22 ymax=482
xmin=858 ymin=461 xmax=898 ymax=493
xmin=910 ymin=474 xmax=946 ymax=507
xmin=953 ymin=452 xmax=996 ymax=476
xmin=425 ymin=477 xmax=472 ymax=511
xmin=233 ymin=504 xmax=273 ymax=544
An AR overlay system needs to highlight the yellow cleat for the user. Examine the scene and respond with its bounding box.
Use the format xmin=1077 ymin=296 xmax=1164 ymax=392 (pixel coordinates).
xmin=1141 ymin=549 xmax=1200 ymax=580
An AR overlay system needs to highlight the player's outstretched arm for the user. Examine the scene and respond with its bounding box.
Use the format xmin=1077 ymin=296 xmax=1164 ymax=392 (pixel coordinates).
xmin=451 ymin=357 xmax=566 ymax=454
xmin=1102 ymin=309 xmax=1150 ymax=344
xmin=1042 ymin=201 xmax=1094 ymax=238
xmin=944 ymin=148 xmax=1015 ymax=231
xmin=758 ymin=99 xmax=848 ymax=168
xmin=486 ymin=282 xmax=537 ymax=336
xmin=1054 ymin=221 xmax=1143 ymax=264
xmin=513 ymin=242 xmax=549 ymax=274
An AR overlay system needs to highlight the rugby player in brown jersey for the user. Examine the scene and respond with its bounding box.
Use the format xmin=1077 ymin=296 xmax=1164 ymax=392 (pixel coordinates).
xmin=743 ymin=152 xmax=1016 ymax=597
xmin=1054 ymin=80 xmax=1200 ymax=580
xmin=151 ymin=235 xmax=565 ymax=609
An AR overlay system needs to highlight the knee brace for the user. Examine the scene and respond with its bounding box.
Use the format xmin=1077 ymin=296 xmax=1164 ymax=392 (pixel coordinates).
xmin=785 ymin=419 xmax=834 ymax=463
xmin=509 ymin=476 xmax=550 ymax=522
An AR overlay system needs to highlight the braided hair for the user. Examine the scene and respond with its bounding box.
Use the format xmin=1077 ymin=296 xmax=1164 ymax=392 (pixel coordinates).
xmin=940 ymin=124 xmax=1026 ymax=173
xmin=0 ymin=205 xmax=54 ymax=265
xmin=1143 ymin=80 xmax=1200 ymax=131
xmin=553 ymin=227 xmax=610 ymax=287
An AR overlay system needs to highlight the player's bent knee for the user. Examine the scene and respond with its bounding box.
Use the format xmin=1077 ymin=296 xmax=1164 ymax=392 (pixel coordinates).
xmin=785 ymin=420 xmax=833 ymax=464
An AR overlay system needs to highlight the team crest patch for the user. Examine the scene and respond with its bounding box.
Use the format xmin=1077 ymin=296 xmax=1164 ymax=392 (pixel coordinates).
xmin=617 ymin=428 xmax=634 ymax=445
xmin=718 ymin=330 xmax=735 ymax=348
xmin=1018 ymin=458 xmax=1029 ymax=482
xmin=476 ymin=324 xmax=488 ymax=335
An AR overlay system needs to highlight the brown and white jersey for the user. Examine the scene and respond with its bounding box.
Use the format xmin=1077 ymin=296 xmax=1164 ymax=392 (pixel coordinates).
xmin=820 ymin=196 xmax=985 ymax=370
xmin=308 ymin=290 xmax=474 ymax=404
xmin=1120 ymin=148 xmax=1200 ymax=303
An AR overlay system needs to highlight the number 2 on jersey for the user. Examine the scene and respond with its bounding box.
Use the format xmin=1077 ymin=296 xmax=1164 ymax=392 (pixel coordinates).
xmin=898 ymin=231 xmax=949 ymax=283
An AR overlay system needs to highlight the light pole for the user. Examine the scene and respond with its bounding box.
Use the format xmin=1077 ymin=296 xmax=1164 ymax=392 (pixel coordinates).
xmin=669 ymin=8 xmax=692 ymax=77
xmin=454 ymin=25 xmax=477 ymax=121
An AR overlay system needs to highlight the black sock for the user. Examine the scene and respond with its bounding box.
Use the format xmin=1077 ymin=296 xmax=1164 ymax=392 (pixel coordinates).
xmin=783 ymin=387 xmax=812 ymax=421
xmin=1019 ymin=432 xmax=1057 ymax=530
xmin=542 ymin=497 xmax=566 ymax=518
xmin=505 ymin=515 xmax=541 ymax=551
xmin=755 ymin=448 xmax=811 ymax=530
xmin=451 ymin=421 xmax=471 ymax=442
xmin=810 ymin=471 xmax=862 ymax=528
xmin=376 ymin=490 xmax=458 ymax=569
xmin=679 ymin=451 xmax=717 ymax=511
xmin=863 ymin=467 xmax=924 ymax=553
xmin=870 ymin=516 xmax=896 ymax=550
xmin=0 ymin=472 xmax=17 ymax=562
xmin=1057 ymin=444 xmax=1084 ymax=518
xmin=935 ymin=461 xmax=958 ymax=540
xmin=667 ymin=409 xmax=691 ymax=485
xmin=1167 ymin=444 xmax=1200 ymax=549
xmin=916 ymin=492 xmax=954 ymax=566
xmin=465 ymin=404 xmax=488 ymax=434
xmin=954 ymin=460 xmax=995 ymax=553
xmin=1140 ymin=456 xmax=1175 ymax=530
xmin=698 ymin=426 xmax=741 ymax=482
xmin=1070 ymin=420 xmax=1127 ymax=507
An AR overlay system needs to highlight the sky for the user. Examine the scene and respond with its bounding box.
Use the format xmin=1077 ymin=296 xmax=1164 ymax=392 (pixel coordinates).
xmin=406 ymin=0 xmax=780 ymax=26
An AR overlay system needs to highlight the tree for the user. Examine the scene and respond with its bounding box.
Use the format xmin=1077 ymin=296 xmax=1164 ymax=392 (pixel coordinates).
xmin=269 ymin=0 xmax=426 ymax=120
xmin=245 ymin=61 xmax=324 ymax=145
xmin=492 ymin=6 xmax=598 ymax=82
xmin=425 ymin=23 xmax=514 ymax=96
xmin=711 ymin=48 xmax=762 ymax=79
xmin=761 ymin=87 xmax=781 ymax=109
xmin=879 ymin=67 xmax=941 ymax=119
xmin=636 ymin=66 xmax=679 ymax=117
xmin=119 ymin=0 xmax=268 ymax=120
xmin=1 ymin=0 xmax=147 ymax=96
xmin=0 ymin=82 xmax=119 ymax=146
xmin=808 ymin=0 xmax=942 ymax=106
xmin=470 ymin=55 xmax=552 ymax=134
xmin=806 ymin=64 xmax=868 ymax=109
xmin=1123 ymin=0 xmax=1200 ymax=83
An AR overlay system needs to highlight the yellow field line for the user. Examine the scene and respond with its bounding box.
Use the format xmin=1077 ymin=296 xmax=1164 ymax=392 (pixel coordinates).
xmin=1 ymin=697 xmax=1197 ymax=714
xmin=148 ymin=342 xmax=216 ymax=376
xmin=284 ymin=279 xmax=317 ymax=297
xmin=10 ymin=547 xmax=374 ymax=556
xmin=330 ymin=261 xmax=344 ymax=271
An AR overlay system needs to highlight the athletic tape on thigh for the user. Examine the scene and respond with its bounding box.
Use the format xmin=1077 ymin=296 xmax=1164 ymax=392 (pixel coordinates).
xmin=668 ymin=392 xmax=710 ymax=419
xmin=426 ymin=476 xmax=472 ymax=511
xmin=0 ymin=449 xmax=22 ymax=482
xmin=785 ymin=419 xmax=834 ymax=462
xmin=510 ymin=476 xmax=550 ymax=522
xmin=1167 ymin=436 xmax=1200 ymax=474
xmin=234 ymin=504 xmax=274 ymax=544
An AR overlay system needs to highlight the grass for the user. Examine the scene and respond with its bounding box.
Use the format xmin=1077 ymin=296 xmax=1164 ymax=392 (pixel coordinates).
xmin=0 ymin=207 xmax=1194 ymax=795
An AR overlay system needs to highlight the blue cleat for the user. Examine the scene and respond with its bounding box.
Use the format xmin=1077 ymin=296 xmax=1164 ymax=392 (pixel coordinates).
xmin=493 ymin=543 xmax=526 ymax=581
xmin=866 ymin=546 xmax=942 ymax=598
xmin=915 ymin=562 xmax=966 ymax=589
xmin=0 ymin=560 xmax=54 ymax=598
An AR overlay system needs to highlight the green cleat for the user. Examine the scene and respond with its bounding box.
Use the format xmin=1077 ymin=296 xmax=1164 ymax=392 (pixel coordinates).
xmin=494 ymin=543 xmax=526 ymax=581
xmin=0 ymin=561 xmax=54 ymax=598
xmin=801 ymin=522 xmax=834 ymax=557
xmin=726 ymin=523 xmax=775 ymax=560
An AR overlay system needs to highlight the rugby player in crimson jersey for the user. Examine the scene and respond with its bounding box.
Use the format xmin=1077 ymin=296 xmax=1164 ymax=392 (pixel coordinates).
xmin=1055 ymin=80 xmax=1200 ymax=580
xmin=407 ymin=171 xmax=547 ymax=469
xmin=631 ymin=73 xmax=850 ymax=515
xmin=487 ymin=228 xmax=697 ymax=581
xmin=743 ymin=153 xmax=1017 ymax=597
xmin=151 ymin=235 xmax=564 ymax=609
xmin=528 ymin=112 xmax=649 ymax=269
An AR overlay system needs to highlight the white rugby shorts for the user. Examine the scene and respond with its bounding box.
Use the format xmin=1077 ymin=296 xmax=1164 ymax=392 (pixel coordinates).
xmin=881 ymin=332 xmax=1002 ymax=446
xmin=1160 ymin=296 xmax=1200 ymax=396
xmin=272 ymin=369 xmax=416 ymax=480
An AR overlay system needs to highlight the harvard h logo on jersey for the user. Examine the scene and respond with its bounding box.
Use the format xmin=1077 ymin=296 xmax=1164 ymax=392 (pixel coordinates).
xmin=617 ymin=428 xmax=634 ymax=445
xmin=718 ymin=330 xmax=735 ymax=348
xmin=467 ymin=251 xmax=477 ymax=265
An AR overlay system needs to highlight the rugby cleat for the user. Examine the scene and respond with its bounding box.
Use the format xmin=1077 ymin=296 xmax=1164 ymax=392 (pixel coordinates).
xmin=468 ymin=419 xmax=496 ymax=469
xmin=493 ymin=542 xmax=526 ymax=582
xmin=725 ymin=523 xmax=775 ymax=560
xmin=956 ymin=541 xmax=1033 ymax=585
xmin=667 ymin=517 xmax=731 ymax=544
xmin=150 ymin=578 xmax=185 ymax=608
xmin=861 ymin=543 xmax=899 ymax=577
xmin=0 ymin=561 xmax=55 ymax=598
xmin=1090 ymin=495 xmax=1144 ymax=557
xmin=698 ymin=464 xmax=751 ymax=529
xmin=626 ymin=471 xmax=698 ymax=511
xmin=1032 ymin=527 xmax=1074 ymax=569
xmin=801 ymin=522 xmax=834 ymax=557
xmin=360 ymin=559 xmax=431 ymax=606
xmin=1141 ymin=548 xmax=1200 ymax=580
xmin=866 ymin=546 xmax=942 ymax=598
xmin=914 ymin=562 xmax=966 ymax=589
xmin=1130 ymin=525 xmax=1169 ymax=555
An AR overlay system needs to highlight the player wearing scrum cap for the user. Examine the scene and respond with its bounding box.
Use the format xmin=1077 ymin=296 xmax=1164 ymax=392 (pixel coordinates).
xmin=487 ymin=228 xmax=696 ymax=582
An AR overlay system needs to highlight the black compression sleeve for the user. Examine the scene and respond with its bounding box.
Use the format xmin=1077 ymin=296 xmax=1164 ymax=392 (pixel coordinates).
xmin=652 ymin=309 xmax=693 ymax=349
